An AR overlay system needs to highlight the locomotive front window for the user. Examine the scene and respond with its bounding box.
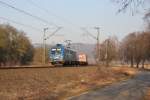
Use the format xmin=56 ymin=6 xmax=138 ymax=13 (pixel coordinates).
xmin=56 ymin=50 xmax=61 ymax=54
xmin=51 ymin=48 xmax=56 ymax=54
xmin=51 ymin=48 xmax=62 ymax=55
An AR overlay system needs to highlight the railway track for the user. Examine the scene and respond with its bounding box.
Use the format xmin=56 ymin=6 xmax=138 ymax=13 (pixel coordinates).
xmin=0 ymin=64 xmax=96 ymax=69
xmin=0 ymin=65 xmax=53 ymax=69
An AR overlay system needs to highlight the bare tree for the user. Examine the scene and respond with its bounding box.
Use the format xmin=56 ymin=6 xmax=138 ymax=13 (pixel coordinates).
xmin=112 ymin=0 xmax=150 ymax=68
xmin=112 ymin=0 xmax=147 ymax=13
xmin=144 ymin=10 xmax=150 ymax=31
xmin=121 ymin=31 xmax=150 ymax=68
xmin=121 ymin=33 xmax=136 ymax=67
xmin=100 ymin=37 xmax=118 ymax=67
xmin=140 ymin=32 xmax=150 ymax=68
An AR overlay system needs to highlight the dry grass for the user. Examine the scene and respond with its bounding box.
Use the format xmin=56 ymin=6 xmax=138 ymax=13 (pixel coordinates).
xmin=111 ymin=66 xmax=138 ymax=76
xmin=144 ymin=88 xmax=150 ymax=100
xmin=0 ymin=66 xmax=138 ymax=100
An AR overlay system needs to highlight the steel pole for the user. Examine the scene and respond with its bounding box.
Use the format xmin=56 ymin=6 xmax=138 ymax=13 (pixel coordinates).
xmin=43 ymin=28 xmax=48 ymax=64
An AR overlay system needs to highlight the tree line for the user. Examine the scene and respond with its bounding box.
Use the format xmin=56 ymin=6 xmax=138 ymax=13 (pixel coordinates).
xmin=0 ymin=24 xmax=34 ymax=66
xmin=99 ymin=31 xmax=150 ymax=68
xmin=99 ymin=0 xmax=150 ymax=68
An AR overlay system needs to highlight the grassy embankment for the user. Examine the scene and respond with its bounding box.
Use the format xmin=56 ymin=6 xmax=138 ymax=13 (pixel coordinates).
xmin=0 ymin=66 xmax=138 ymax=100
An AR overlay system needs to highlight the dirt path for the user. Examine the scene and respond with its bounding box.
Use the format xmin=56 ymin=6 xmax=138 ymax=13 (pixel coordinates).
xmin=69 ymin=71 xmax=150 ymax=100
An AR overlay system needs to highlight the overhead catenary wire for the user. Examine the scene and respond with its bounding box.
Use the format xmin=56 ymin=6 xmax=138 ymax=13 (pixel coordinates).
xmin=26 ymin=0 xmax=98 ymax=43
xmin=28 ymin=0 xmax=77 ymax=26
xmin=0 ymin=0 xmax=58 ymax=28
xmin=44 ymin=27 xmax=62 ymax=40
xmin=0 ymin=16 xmax=41 ymax=32
xmin=1 ymin=0 xmax=97 ymax=43
xmin=81 ymin=27 xmax=97 ymax=40
xmin=27 ymin=0 xmax=83 ymax=32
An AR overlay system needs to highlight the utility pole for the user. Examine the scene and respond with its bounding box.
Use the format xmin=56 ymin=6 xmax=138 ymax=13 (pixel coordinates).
xmin=81 ymin=27 xmax=101 ymax=65
xmin=43 ymin=27 xmax=48 ymax=64
xmin=43 ymin=27 xmax=62 ymax=64
xmin=105 ymin=39 xmax=109 ymax=67
xmin=94 ymin=27 xmax=100 ymax=64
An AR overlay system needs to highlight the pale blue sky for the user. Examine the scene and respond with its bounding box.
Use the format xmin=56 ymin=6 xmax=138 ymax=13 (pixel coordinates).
xmin=0 ymin=0 xmax=146 ymax=44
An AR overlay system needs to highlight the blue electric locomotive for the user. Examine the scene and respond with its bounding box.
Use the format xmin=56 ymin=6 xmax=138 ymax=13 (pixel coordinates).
xmin=49 ymin=44 xmax=78 ymax=65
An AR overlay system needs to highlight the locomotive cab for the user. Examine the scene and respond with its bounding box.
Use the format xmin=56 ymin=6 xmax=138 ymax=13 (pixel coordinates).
xmin=50 ymin=44 xmax=64 ymax=65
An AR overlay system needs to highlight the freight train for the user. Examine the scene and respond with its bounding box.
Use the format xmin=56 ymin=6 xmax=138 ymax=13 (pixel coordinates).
xmin=49 ymin=44 xmax=88 ymax=66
